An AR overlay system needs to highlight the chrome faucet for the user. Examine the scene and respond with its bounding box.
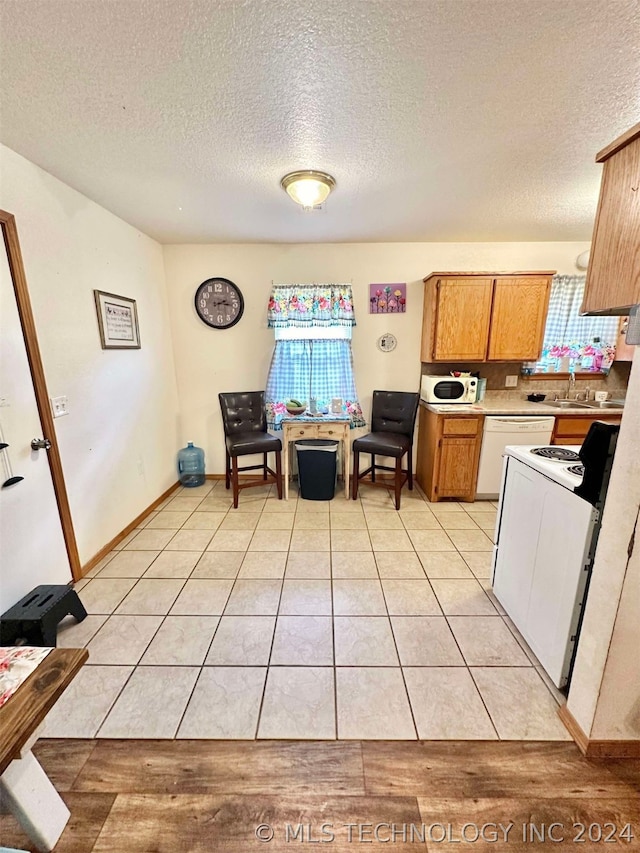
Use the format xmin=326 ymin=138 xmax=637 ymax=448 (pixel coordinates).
xmin=575 ymin=385 xmax=591 ymax=402
xmin=566 ymin=372 xmax=576 ymax=399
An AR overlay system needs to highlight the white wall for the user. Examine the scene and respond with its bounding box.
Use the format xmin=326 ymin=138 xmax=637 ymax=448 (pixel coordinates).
xmin=0 ymin=145 xmax=180 ymax=564
xmin=163 ymin=242 xmax=590 ymax=473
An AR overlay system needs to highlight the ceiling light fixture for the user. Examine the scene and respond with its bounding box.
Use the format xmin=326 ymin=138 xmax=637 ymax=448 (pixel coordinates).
xmin=281 ymin=170 xmax=336 ymax=210
xmin=576 ymin=250 xmax=590 ymax=270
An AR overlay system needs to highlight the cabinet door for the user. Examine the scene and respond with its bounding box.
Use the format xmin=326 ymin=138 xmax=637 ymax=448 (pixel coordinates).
xmin=488 ymin=277 xmax=550 ymax=361
xmin=582 ymin=133 xmax=640 ymax=314
xmin=432 ymin=278 xmax=493 ymax=361
xmin=438 ymin=436 xmax=477 ymax=498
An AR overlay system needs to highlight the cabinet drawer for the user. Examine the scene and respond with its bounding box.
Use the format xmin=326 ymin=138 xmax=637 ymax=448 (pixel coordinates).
xmin=288 ymin=425 xmax=319 ymax=439
xmin=317 ymin=423 xmax=345 ymax=439
xmin=555 ymin=418 xmax=595 ymax=437
xmin=553 ymin=415 xmax=622 ymax=442
xmin=442 ymin=417 xmax=480 ymax=436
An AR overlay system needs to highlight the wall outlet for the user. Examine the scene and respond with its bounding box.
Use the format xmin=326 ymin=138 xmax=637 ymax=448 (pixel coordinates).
xmin=505 ymin=375 xmax=519 ymax=388
xmin=50 ymin=395 xmax=69 ymax=417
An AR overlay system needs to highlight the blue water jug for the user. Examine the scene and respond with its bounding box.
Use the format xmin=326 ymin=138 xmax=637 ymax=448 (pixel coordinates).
xmin=177 ymin=442 xmax=205 ymax=487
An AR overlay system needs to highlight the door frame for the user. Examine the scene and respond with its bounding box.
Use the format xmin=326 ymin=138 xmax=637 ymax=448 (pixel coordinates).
xmin=1 ymin=209 xmax=81 ymax=581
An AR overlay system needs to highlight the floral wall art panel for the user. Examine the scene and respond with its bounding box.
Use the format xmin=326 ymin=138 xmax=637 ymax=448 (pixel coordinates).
xmin=369 ymin=283 xmax=406 ymax=314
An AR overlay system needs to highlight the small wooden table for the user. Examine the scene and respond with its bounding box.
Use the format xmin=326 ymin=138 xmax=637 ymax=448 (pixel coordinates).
xmin=281 ymin=416 xmax=351 ymax=500
xmin=0 ymin=647 xmax=88 ymax=851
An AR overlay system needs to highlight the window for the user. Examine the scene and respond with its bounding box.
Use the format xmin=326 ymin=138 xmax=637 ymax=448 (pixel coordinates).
xmin=265 ymin=284 xmax=364 ymax=429
xmin=525 ymin=275 xmax=619 ymax=375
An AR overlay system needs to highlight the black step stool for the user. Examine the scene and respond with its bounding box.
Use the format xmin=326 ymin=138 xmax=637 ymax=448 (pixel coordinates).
xmin=0 ymin=585 xmax=87 ymax=647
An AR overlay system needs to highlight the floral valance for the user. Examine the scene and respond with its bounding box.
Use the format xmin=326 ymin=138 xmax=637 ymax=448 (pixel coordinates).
xmin=267 ymin=284 xmax=356 ymax=328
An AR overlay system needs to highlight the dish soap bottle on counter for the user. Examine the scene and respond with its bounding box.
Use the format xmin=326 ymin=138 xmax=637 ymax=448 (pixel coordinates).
xmin=177 ymin=442 xmax=205 ymax=487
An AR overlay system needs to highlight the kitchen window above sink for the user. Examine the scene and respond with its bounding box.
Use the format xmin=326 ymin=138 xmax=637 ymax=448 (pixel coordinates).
xmin=523 ymin=275 xmax=620 ymax=376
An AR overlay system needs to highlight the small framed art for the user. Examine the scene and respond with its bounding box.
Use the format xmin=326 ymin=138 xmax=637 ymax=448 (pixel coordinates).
xmin=94 ymin=290 xmax=141 ymax=349
xmin=369 ymin=283 xmax=406 ymax=313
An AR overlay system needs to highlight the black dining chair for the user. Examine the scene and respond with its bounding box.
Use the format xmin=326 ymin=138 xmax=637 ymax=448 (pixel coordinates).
xmin=218 ymin=391 xmax=283 ymax=508
xmin=352 ymin=390 xmax=420 ymax=510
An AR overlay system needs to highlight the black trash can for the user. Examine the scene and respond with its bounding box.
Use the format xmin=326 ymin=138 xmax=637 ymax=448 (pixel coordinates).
xmin=295 ymin=439 xmax=338 ymax=500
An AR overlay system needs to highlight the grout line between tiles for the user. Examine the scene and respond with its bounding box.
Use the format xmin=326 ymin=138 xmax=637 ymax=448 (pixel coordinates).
xmin=466 ymin=665 xmax=502 ymax=741
xmin=92 ymin=662 xmax=138 ymax=739
xmin=330 ymin=544 xmax=338 ymax=740
xmin=173 ymin=665 xmax=206 ymax=738
xmin=253 ymin=576 xmax=286 ymax=738
xmin=377 ymin=552 xmax=419 ymax=741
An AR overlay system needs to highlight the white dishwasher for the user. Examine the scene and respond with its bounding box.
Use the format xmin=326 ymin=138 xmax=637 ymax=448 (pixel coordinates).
xmin=476 ymin=416 xmax=555 ymax=498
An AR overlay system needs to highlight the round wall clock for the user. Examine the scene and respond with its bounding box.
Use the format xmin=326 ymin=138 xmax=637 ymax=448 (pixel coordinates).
xmin=194 ymin=278 xmax=244 ymax=329
xmin=377 ymin=333 xmax=397 ymax=352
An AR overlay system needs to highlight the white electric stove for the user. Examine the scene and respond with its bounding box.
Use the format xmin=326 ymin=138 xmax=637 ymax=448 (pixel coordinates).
xmin=491 ymin=444 xmax=598 ymax=688
xmin=502 ymin=444 xmax=585 ymax=490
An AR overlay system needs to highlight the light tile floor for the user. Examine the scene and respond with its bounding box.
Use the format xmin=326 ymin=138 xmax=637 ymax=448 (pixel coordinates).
xmin=50 ymin=479 xmax=570 ymax=741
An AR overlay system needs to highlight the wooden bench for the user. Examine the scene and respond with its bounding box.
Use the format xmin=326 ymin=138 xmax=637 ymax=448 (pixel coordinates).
xmin=0 ymin=647 xmax=88 ymax=851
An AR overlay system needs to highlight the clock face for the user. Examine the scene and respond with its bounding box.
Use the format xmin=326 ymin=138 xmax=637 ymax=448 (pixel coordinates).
xmin=195 ymin=278 xmax=244 ymax=329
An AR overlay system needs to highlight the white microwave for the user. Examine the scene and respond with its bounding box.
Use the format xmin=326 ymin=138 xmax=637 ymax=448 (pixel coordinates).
xmin=421 ymin=375 xmax=478 ymax=404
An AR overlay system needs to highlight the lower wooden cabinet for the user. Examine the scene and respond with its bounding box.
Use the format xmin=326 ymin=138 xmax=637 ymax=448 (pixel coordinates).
xmin=416 ymin=407 xmax=484 ymax=502
xmin=551 ymin=413 xmax=622 ymax=445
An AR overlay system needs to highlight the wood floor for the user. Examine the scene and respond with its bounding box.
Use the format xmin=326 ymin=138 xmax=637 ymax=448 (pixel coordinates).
xmin=2 ymin=740 xmax=640 ymax=851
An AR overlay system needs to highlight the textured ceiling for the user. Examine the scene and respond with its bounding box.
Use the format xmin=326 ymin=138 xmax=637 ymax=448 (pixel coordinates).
xmin=1 ymin=0 xmax=639 ymax=243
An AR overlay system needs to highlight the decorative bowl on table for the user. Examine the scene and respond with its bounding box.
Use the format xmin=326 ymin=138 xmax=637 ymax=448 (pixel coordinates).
xmin=285 ymin=401 xmax=307 ymax=415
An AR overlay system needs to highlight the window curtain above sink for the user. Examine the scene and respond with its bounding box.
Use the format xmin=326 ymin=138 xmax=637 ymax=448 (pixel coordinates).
xmin=265 ymin=284 xmax=364 ymax=430
xmin=529 ymin=275 xmax=620 ymax=374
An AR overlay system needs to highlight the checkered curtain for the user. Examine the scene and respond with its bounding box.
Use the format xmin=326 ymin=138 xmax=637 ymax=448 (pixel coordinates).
xmin=265 ymin=339 xmax=365 ymax=429
xmin=535 ymin=275 xmax=619 ymax=371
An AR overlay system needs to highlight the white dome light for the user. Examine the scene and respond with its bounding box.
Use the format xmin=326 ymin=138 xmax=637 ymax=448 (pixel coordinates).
xmin=576 ymin=250 xmax=590 ymax=270
xmin=281 ymin=170 xmax=336 ymax=209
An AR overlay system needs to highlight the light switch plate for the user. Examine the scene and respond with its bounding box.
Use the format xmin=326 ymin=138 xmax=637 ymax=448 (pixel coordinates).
xmin=50 ymin=395 xmax=69 ymax=418
xmin=505 ymin=375 xmax=519 ymax=388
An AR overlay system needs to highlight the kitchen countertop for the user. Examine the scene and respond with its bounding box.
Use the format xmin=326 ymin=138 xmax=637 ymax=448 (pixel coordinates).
xmin=420 ymin=398 xmax=624 ymax=416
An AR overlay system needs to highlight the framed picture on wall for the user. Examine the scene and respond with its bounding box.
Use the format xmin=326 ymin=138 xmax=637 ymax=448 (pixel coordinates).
xmin=369 ymin=283 xmax=406 ymax=314
xmin=94 ymin=290 xmax=141 ymax=349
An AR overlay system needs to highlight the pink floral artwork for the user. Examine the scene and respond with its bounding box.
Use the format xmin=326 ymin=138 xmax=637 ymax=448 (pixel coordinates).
xmin=369 ymin=283 xmax=406 ymax=314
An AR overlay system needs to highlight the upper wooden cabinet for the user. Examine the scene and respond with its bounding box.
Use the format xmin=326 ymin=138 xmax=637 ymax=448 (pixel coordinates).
xmin=430 ymin=277 xmax=493 ymax=360
xmin=488 ymin=276 xmax=551 ymax=360
xmin=582 ymin=123 xmax=640 ymax=315
xmin=421 ymin=272 xmax=554 ymax=362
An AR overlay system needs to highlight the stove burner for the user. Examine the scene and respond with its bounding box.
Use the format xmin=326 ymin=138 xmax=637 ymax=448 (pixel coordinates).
xmin=567 ymin=464 xmax=585 ymax=477
xmin=531 ymin=447 xmax=581 ymax=462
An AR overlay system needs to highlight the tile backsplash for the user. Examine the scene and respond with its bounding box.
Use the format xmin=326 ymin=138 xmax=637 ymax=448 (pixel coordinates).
xmin=421 ymin=361 xmax=631 ymax=397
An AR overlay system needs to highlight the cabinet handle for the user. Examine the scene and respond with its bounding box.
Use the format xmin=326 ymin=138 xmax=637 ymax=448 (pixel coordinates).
xmin=328 ymin=430 xmax=333 ymax=435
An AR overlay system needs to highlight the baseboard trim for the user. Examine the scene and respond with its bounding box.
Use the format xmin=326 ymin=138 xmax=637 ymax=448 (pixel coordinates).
xmin=206 ymin=473 xmax=273 ymax=481
xmin=558 ymin=704 xmax=640 ymax=758
xmin=557 ymin=705 xmax=591 ymax=754
xmin=80 ymin=481 xmax=180 ymax=578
